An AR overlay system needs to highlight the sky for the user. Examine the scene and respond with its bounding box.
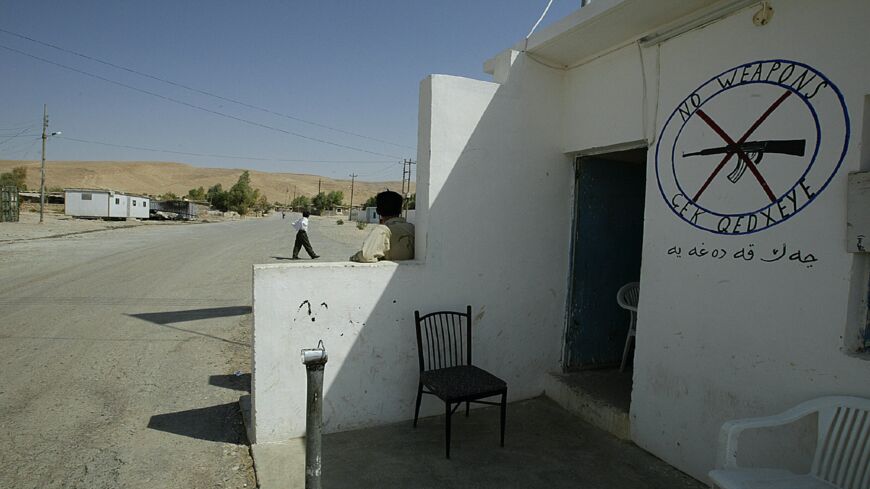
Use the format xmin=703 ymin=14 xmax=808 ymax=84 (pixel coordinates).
xmin=0 ymin=1 xmax=579 ymax=181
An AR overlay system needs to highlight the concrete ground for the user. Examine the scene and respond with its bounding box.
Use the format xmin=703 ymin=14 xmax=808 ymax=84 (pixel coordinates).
xmin=0 ymin=212 xmax=365 ymax=488
xmin=252 ymin=397 xmax=703 ymax=489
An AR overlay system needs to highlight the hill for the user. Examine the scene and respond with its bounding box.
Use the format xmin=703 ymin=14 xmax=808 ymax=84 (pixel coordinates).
xmin=0 ymin=160 xmax=412 ymax=205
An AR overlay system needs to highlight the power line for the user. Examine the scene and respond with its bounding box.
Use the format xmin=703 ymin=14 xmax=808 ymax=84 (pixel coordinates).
xmin=0 ymin=127 xmax=38 ymax=147
xmin=0 ymin=121 xmax=40 ymax=131
xmin=0 ymin=28 xmax=415 ymax=151
xmin=357 ymin=161 xmax=403 ymax=178
xmin=0 ymin=43 xmax=405 ymax=160
xmin=55 ymin=135 xmax=396 ymax=164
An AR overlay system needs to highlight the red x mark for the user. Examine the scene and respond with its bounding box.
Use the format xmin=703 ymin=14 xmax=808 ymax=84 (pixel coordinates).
xmin=692 ymin=90 xmax=793 ymax=203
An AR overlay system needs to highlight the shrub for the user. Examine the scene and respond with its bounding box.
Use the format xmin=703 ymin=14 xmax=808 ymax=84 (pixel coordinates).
xmin=336 ymin=219 xmax=344 ymax=225
xmin=356 ymin=221 xmax=367 ymax=230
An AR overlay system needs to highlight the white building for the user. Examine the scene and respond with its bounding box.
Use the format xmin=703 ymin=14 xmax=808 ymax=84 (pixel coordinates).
xmin=64 ymin=189 xmax=150 ymax=219
xmin=252 ymin=0 xmax=869 ymax=483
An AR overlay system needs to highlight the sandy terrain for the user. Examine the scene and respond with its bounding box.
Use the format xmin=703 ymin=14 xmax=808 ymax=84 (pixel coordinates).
xmin=0 ymin=160 xmax=413 ymax=204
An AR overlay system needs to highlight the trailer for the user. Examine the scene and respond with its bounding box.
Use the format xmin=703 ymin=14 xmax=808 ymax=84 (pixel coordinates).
xmin=64 ymin=188 xmax=150 ymax=219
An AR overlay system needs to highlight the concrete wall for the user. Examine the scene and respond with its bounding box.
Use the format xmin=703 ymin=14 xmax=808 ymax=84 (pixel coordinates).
xmin=558 ymin=0 xmax=870 ymax=480
xmin=252 ymin=58 xmax=572 ymax=443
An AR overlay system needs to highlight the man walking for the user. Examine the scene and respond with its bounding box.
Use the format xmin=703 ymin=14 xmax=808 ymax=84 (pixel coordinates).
xmin=291 ymin=210 xmax=320 ymax=260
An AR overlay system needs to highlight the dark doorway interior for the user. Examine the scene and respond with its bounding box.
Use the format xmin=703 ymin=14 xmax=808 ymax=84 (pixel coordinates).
xmin=565 ymin=148 xmax=646 ymax=372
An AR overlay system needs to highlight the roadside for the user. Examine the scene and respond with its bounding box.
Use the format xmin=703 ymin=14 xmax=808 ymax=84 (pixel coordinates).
xmin=0 ymin=203 xmax=244 ymax=244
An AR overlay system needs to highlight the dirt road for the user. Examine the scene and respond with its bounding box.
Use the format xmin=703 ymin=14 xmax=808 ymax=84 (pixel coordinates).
xmin=0 ymin=213 xmax=366 ymax=488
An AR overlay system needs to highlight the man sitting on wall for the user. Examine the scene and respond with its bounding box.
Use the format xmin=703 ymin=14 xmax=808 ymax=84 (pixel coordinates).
xmin=350 ymin=190 xmax=415 ymax=262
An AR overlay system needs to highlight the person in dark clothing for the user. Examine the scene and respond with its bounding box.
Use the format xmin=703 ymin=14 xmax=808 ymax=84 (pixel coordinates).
xmin=291 ymin=210 xmax=319 ymax=259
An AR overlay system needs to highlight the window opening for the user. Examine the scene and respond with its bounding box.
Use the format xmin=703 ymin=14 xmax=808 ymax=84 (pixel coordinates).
xmin=82 ymin=193 xmax=92 ymax=200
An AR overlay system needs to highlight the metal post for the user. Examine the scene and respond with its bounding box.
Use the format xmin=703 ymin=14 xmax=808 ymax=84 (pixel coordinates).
xmin=40 ymin=104 xmax=47 ymax=224
xmin=301 ymin=341 xmax=327 ymax=489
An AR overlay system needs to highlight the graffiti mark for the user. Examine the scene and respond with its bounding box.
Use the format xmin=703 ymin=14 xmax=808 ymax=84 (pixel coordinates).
xmin=298 ymin=300 xmax=312 ymax=315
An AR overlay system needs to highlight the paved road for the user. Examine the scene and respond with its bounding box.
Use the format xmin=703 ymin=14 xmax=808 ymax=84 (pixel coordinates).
xmin=0 ymin=213 xmax=362 ymax=488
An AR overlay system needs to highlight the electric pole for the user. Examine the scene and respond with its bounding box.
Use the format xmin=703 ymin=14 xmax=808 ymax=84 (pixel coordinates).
xmin=401 ymin=158 xmax=415 ymax=216
xmin=39 ymin=105 xmax=47 ymax=224
xmin=348 ymin=173 xmax=357 ymax=220
xmin=318 ymin=179 xmax=321 ymax=195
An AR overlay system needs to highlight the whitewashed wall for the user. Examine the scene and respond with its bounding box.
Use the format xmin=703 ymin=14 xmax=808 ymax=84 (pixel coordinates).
xmin=561 ymin=0 xmax=870 ymax=480
xmin=252 ymin=60 xmax=573 ymax=443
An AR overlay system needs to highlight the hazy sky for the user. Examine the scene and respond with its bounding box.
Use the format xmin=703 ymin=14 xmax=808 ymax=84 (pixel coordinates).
xmin=0 ymin=1 xmax=578 ymax=181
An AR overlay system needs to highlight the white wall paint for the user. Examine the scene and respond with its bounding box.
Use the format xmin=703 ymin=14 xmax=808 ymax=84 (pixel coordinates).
xmin=557 ymin=0 xmax=870 ymax=480
xmin=632 ymin=2 xmax=870 ymax=479
xmin=562 ymin=44 xmax=647 ymax=153
xmin=252 ymin=61 xmax=573 ymax=443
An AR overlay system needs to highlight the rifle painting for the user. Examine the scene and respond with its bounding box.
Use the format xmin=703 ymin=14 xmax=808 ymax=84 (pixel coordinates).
xmin=655 ymin=59 xmax=850 ymax=236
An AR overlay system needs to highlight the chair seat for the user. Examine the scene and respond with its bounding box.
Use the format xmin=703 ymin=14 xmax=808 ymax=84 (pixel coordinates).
xmin=709 ymin=469 xmax=838 ymax=489
xmin=421 ymin=365 xmax=506 ymax=402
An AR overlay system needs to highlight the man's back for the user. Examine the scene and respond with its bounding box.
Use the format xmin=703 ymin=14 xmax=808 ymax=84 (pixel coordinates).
xmin=350 ymin=217 xmax=415 ymax=262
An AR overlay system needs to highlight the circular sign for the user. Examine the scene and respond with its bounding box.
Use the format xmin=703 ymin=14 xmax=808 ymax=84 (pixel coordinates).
xmin=655 ymin=59 xmax=850 ymax=235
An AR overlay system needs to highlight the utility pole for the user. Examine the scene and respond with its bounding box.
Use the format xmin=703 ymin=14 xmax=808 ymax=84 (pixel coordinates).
xmin=39 ymin=104 xmax=48 ymax=224
xmin=401 ymin=158 xmax=415 ymax=217
xmin=318 ymin=179 xmax=321 ymax=195
xmin=348 ymin=173 xmax=357 ymax=220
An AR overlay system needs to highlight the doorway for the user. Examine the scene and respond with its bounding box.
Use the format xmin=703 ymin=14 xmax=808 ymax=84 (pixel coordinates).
xmin=565 ymin=148 xmax=647 ymax=373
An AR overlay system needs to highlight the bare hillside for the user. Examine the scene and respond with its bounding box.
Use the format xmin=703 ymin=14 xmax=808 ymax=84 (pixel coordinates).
xmin=0 ymin=160 xmax=412 ymax=204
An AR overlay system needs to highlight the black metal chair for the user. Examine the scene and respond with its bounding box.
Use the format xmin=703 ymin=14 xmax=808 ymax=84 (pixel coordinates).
xmin=413 ymin=305 xmax=507 ymax=458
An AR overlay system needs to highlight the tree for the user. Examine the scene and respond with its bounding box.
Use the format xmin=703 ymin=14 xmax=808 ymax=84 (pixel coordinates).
xmin=290 ymin=195 xmax=310 ymax=210
xmin=326 ymin=190 xmax=344 ymax=209
xmin=362 ymin=195 xmax=377 ymax=209
xmin=0 ymin=166 xmax=27 ymax=191
xmin=227 ymin=171 xmax=258 ymax=215
xmin=311 ymin=192 xmax=328 ymax=212
xmin=159 ymin=192 xmax=179 ymax=201
xmin=187 ymin=186 xmax=206 ymax=201
xmin=207 ymin=183 xmax=229 ymax=211
xmin=254 ymin=194 xmax=271 ymax=214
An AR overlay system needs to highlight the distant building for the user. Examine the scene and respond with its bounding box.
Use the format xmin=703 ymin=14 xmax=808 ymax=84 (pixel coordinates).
xmin=64 ymin=189 xmax=149 ymax=219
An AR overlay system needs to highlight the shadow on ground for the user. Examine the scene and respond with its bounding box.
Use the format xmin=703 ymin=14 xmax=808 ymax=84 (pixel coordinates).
xmin=209 ymin=373 xmax=251 ymax=392
xmin=316 ymin=398 xmax=702 ymax=489
xmin=126 ymin=306 xmax=251 ymax=347
xmin=129 ymin=306 xmax=251 ymax=325
xmin=148 ymin=402 xmax=248 ymax=444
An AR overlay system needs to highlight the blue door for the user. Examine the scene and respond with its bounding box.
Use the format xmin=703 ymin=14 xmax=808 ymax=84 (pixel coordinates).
xmin=565 ymin=154 xmax=646 ymax=370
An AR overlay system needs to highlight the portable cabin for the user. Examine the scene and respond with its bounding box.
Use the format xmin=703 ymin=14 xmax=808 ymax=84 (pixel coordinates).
xmin=64 ymin=189 xmax=149 ymax=219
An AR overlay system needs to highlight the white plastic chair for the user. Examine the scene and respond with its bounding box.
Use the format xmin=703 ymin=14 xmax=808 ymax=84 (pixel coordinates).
xmin=616 ymin=282 xmax=639 ymax=372
xmin=709 ymin=396 xmax=870 ymax=489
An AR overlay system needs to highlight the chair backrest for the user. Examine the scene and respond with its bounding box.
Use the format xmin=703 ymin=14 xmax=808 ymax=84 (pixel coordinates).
xmin=415 ymin=306 xmax=472 ymax=373
xmin=809 ymin=396 xmax=870 ymax=489
xmin=616 ymin=282 xmax=639 ymax=310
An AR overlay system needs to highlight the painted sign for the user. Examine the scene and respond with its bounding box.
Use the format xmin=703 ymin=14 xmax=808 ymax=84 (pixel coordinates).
xmin=656 ymin=60 xmax=850 ymax=235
